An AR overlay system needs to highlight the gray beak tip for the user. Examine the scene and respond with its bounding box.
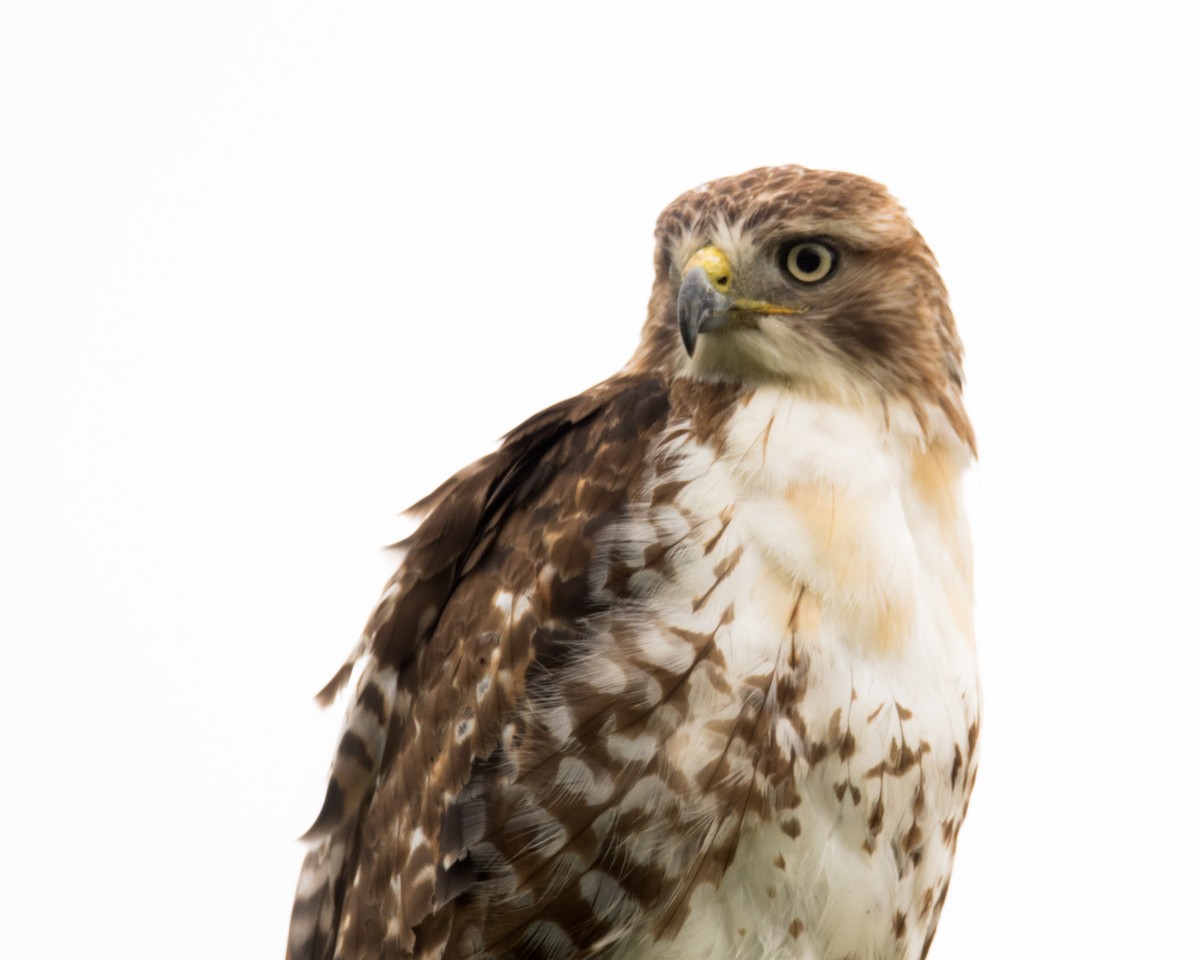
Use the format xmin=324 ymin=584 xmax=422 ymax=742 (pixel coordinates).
xmin=680 ymin=321 xmax=698 ymax=357
xmin=677 ymin=267 xmax=729 ymax=359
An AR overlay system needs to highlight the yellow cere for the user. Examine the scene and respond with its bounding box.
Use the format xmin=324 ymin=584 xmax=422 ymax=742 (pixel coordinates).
xmin=683 ymin=246 xmax=733 ymax=292
xmin=683 ymin=245 xmax=805 ymax=315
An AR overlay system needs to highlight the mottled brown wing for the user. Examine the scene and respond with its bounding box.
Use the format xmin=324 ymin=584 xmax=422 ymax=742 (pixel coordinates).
xmin=287 ymin=375 xmax=670 ymax=960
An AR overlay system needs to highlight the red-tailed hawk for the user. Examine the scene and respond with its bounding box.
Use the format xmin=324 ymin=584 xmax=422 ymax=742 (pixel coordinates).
xmin=288 ymin=166 xmax=979 ymax=960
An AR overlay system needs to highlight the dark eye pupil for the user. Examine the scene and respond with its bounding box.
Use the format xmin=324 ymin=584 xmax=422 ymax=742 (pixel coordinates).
xmin=795 ymin=248 xmax=822 ymax=274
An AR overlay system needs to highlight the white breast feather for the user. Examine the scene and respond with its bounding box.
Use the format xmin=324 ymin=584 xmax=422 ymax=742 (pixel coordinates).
xmin=610 ymin=387 xmax=979 ymax=960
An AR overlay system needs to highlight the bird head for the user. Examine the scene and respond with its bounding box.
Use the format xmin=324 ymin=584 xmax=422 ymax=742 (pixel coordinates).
xmin=632 ymin=166 xmax=972 ymax=449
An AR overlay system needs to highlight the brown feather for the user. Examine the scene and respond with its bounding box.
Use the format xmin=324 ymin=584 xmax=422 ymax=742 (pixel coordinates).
xmin=287 ymin=377 xmax=670 ymax=960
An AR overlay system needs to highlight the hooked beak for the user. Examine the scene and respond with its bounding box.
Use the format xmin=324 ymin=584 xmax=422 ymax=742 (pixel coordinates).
xmin=677 ymin=245 xmax=808 ymax=357
xmin=677 ymin=246 xmax=733 ymax=357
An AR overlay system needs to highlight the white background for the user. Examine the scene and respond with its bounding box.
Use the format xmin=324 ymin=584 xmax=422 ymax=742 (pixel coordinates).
xmin=3 ymin=2 xmax=1197 ymax=956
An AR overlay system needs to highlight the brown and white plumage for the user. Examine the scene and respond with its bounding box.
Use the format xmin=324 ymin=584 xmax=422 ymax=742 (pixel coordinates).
xmin=288 ymin=166 xmax=979 ymax=960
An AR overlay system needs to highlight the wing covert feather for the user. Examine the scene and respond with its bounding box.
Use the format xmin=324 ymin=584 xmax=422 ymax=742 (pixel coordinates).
xmin=288 ymin=376 xmax=670 ymax=960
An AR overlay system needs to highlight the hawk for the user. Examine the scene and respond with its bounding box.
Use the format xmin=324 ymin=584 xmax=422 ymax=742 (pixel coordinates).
xmin=288 ymin=166 xmax=979 ymax=960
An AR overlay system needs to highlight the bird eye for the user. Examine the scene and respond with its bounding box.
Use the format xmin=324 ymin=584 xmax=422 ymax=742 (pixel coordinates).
xmin=783 ymin=241 xmax=837 ymax=283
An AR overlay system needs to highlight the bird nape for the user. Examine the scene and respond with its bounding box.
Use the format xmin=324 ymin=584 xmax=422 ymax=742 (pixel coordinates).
xmin=288 ymin=166 xmax=979 ymax=960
